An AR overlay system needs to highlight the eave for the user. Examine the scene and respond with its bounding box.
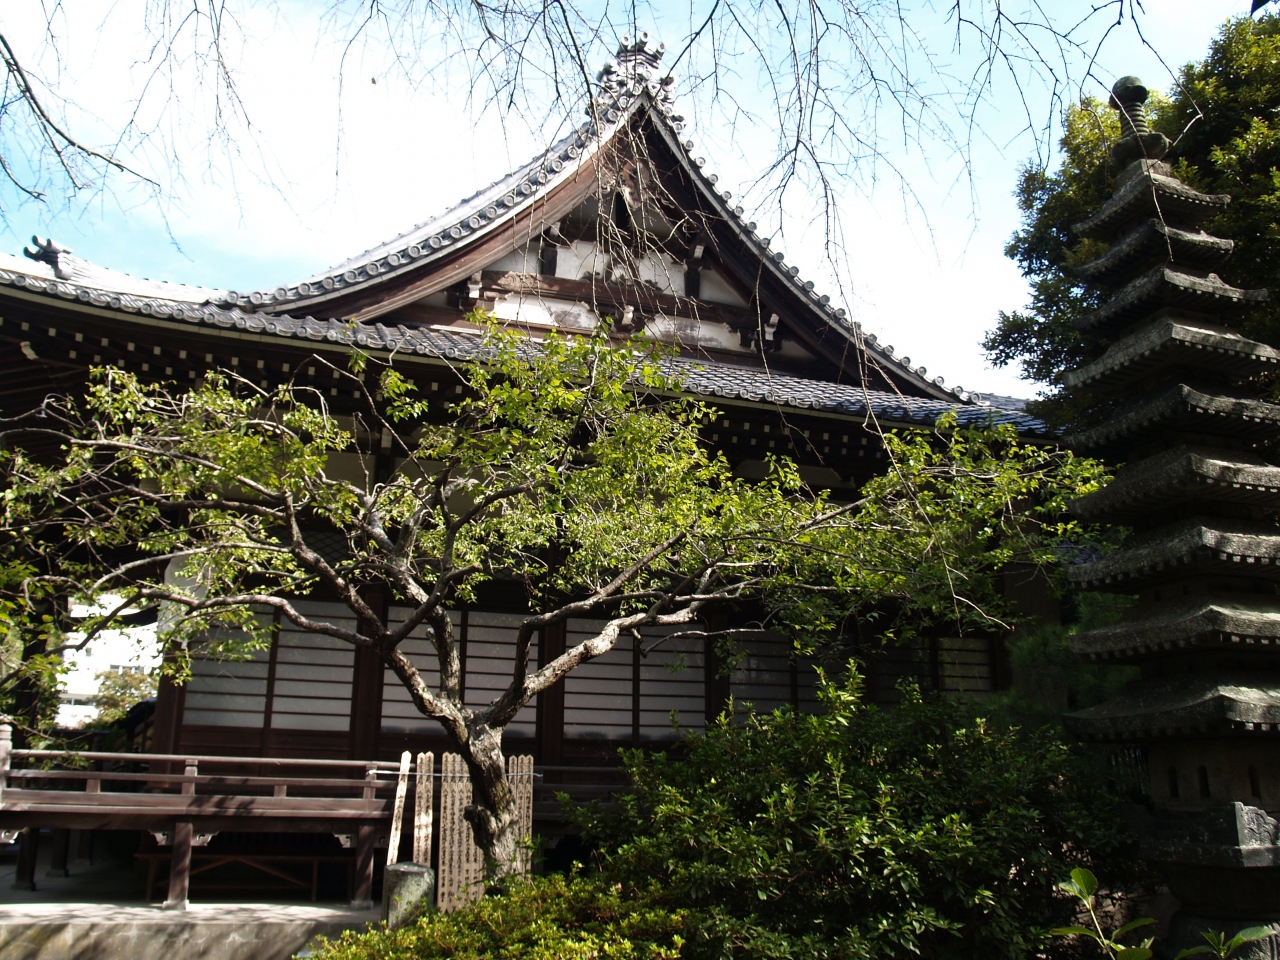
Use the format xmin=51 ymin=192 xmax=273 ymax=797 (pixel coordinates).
xmin=224 ymin=88 xmax=967 ymax=404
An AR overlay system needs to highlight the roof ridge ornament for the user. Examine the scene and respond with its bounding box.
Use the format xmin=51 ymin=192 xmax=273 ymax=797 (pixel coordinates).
xmin=595 ymin=31 xmax=677 ymax=117
xmin=24 ymin=236 xmax=76 ymax=278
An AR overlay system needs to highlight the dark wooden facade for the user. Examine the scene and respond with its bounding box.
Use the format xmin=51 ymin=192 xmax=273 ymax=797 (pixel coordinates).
xmin=0 ymin=36 xmax=1048 ymax=797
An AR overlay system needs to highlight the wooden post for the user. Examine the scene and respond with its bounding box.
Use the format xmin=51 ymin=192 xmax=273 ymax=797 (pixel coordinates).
xmin=537 ymin=622 xmax=566 ymax=769
xmin=386 ymin=751 xmax=411 ymax=866
xmin=12 ymin=827 xmax=37 ymax=891
xmin=0 ymin=723 xmax=11 ymax=805
xmin=413 ymin=752 xmax=434 ymax=866
xmin=46 ymin=828 xmax=70 ymax=878
xmin=163 ymin=821 xmax=193 ymax=909
xmin=74 ymin=828 xmax=95 ymax=866
xmin=182 ymin=758 xmax=198 ymax=795
xmin=703 ymin=613 xmax=730 ymax=723
xmin=352 ymin=823 xmax=375 ymax=908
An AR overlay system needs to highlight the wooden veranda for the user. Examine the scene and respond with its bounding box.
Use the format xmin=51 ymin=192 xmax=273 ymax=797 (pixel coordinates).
xmin=0 ymin=725 xmax=620 ymax=908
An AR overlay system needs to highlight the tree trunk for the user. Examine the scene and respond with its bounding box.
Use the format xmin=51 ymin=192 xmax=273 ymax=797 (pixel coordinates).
xmin=459 ymin=722 xmax=522 ymax=880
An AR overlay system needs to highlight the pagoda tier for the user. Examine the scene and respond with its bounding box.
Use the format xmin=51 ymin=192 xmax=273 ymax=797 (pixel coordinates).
xmin=1073 ymin=161 xmax=1230 ymax=241
xmin=1069 ymin=596 xmax=1280 ymax=663
xmin=1076 ymin=219 xmax=1234 ymax=285
xmin=1077 ymin=265 xmax=1267 ymax=333
xmin=1070 ymin=447 xmax=1280 ymax=524
xmin=1059 ymin=76 xmax=1280 ymax=948
xmin=1064 ymin=318 xmax=1280 ymax=394
xmin=1065 ymin=383 xmax=1280 ymax=452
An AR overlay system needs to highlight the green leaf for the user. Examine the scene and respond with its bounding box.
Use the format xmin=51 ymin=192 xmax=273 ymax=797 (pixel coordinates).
xmin=1051 ymin=926 xmax=1100 ymax=940
xmin=1174 ymin=947 xmax=1213 ymax=959
xmin=1069 ymin=866 xmax=1098 ymax=898
xmin=1115 ymin=948 xmax=1153 ymax=960
xmin=1113 ymin=917 xmax=1158 ymax=939
xmin=1232 ymin=926 xmax=1275 ymax=945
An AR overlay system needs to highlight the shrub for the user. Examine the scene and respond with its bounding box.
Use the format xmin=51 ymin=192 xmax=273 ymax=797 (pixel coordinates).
xmin=309 ymin=872 xmax=687 ymax=960
xmin=580 ymin=670 xmax=1135 ymax=960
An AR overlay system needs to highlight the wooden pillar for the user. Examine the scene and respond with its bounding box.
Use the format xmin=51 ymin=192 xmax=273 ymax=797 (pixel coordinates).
xmin=536 ymin=622 xmax=566 ymax=768
xmin=164 ymin=821 xmax=193 ymax=909
xmin=631 ymin=630 xmax=641 ymax=745
xmin=262 ymin=609 xmax=282 ymax=754
xmin=350 ymin=590 xmax=388 ymax=761
xmin=74 ymin=829 xmax=95 ymax=866
xmin=352 ymin=823 xmax=376 ymax=908
xmin=46 ymin=828 xmax=70 ymax=878
xmin=703 ymin=612 xmax=730 ymax=724
xmin=151 ymin=670 xmax=186 ymax=758
xmin=12 ymin=827 xmax=38 ymax=891
xmin=928 ymin=634 xmax=942 ymax=694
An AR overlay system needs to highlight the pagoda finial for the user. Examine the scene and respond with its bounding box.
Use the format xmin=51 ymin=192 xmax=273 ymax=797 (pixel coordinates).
xmin=1108 ymin=75 xmax=1169 ymax=166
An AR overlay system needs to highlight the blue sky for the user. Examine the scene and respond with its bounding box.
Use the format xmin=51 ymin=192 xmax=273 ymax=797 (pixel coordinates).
xmin=0 ymin=1 xmax=1257 ymax=398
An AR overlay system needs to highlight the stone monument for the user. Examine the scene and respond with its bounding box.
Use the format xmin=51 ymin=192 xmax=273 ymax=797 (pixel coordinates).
xmin=1061 ymin=76 xmax=1280 ymax=955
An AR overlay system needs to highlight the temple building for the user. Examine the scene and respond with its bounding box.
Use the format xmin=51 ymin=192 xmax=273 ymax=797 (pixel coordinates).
xmin=1062 ymin=77 xmax=1280 ymax=950
xmin=0 ymin=35 xmax=1049 ymax=902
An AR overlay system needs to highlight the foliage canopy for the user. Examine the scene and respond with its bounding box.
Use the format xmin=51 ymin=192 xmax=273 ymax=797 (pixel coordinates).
xmin=1 ymin=325 xmax=1103 ymax=861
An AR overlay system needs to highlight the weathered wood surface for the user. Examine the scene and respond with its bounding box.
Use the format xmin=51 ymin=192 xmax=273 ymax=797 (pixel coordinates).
xmin=385 ymin=751 xmax=411 ymax=866
xmin=0 ymin=742 xmax=401 ymax=833
xmin=435 ymin=753 xmax=534 ymax=912
xmin=413 ymin=752 xmax=434 ymax=866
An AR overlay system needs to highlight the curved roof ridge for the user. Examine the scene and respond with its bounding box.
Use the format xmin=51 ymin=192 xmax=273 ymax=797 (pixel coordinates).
xmin=0 ymin=260 xmax=1046 ymax=436
xmin=1 ymin=31 xmax=980 ymax=408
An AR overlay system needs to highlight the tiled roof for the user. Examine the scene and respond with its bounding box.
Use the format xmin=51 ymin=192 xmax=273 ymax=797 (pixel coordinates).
xmin=209 ymin=34 xmax=973 ymax=405
xmin=0 ymin=260 xmax=1047 ymax=436
xmin=668 ymin=357 xmax=1047 ymax=434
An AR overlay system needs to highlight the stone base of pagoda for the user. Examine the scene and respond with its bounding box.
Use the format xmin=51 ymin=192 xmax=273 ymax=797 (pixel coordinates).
xmin=1142 ymin=802 xmax=1280 ymax=959
xmin=1158 ymin=912 xmax=1280 ymax=960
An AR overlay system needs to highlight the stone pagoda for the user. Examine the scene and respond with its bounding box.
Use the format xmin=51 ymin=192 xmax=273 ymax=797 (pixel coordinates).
xmin=1062 ymin=76 xmax=1280 ymax=951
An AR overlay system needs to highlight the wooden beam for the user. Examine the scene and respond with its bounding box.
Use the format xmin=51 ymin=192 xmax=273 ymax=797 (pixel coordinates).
xmin=703 ymin=612 xmax=730 ymax=724
xmin=536 ymin=622 xmax=566 ymax=769
xmin=350 ymin=589 xmax=388 ymax=761
xmin=478 ymin=270 xmax=755 ymax=329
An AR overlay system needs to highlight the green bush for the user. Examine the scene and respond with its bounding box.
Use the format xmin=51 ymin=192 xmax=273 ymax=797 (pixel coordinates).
xmin=312 ymin=671 xmax=1133 ymax=960
xmin=580 ymin=671 xmax=1135 ymax=960
xmin=309 ymin=873 xmax=687 ymax=960
xmin=990 ymin=592 xmax=1138 ymax=734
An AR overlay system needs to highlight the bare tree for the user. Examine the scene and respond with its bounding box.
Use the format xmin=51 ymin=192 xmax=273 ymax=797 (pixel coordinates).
xmin=1 ymin=1 xmax=1202 ymax=231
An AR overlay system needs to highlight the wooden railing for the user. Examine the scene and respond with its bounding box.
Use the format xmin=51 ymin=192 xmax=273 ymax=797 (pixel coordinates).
xmin=0 ymin=725 xmax=630 ymax=910
xmin=0 ymin=723 xmax=404 ymax=907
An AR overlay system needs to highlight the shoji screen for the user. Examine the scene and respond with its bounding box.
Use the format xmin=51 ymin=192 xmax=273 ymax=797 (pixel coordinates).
xmin=563 ymin=619 xmax=707 ymax=742
xmin=269 ymin=600 xmax=356 ymax=732
xmin=381 ymin=609 xmax=452 ymax=733
xmin=464 ymin=612 xmax=537 ymax=738
xmin=937 ymin=637 xmax=995 ymax=694
xmin=638 ymin=624 xmax=704 ymax=739
xmin=563 ymin=618 xmax=633 ymax=740
xmin=380 ymin=610 xmax=538 ymax=736
xmin=183 ymin=623 xmax=272 ymax=727
xmin=729 ymin=634 xmax=793 ymax=713
xmin=728 ymin=635 xmax=822 ymax=715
